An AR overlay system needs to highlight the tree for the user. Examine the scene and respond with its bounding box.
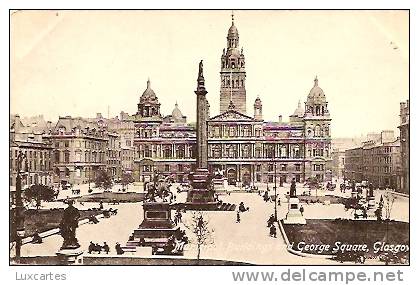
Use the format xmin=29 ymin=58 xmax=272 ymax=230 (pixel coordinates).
xmin=184 ymin=211 xmax=214 ymax=263
xmin=383 ymin=193 xmax=396 ymax=242
xmin=23 ymin=184 xmax=56 ymax=209
xmin=383 ymin=192 xmax=396 ymax=221
xmin=95 ymin=170 xmax=113 ymax=191
xmin=307 ymin=177 xmax=321 ymax=198
xmin=121 ymin=172 xmax=134 ymax=190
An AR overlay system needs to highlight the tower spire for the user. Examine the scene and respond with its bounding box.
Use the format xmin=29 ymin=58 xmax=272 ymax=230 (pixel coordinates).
xmin=231 ymin=10 xmax=234 ymax=25
xmin=314 ymin=75 xmax=318 ymax=86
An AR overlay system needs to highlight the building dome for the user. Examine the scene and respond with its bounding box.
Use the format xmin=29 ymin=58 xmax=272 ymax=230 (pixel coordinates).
xmin=140 ymin=79 xmax=159 ymax=104
xmin=308 ymin=76 xmax=325 ymax=100
xmin=228 ymin=24 xmax=239 ymax=36
xmin=171 ymin=103 xmax=183 ymax=120
xmin=292 ymin=100 xmax=304 ymax=117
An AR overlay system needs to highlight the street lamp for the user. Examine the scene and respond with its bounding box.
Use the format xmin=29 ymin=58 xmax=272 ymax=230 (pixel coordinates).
xmin=270 ymin=155 xmax=278 ymax=221
xmin=274 ymin=160 xmax=278 ymax=221
xmin=14 ymin=150 xmax=27 ymax=262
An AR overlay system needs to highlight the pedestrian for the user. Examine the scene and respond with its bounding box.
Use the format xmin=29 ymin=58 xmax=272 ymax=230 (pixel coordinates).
xmin=115 ymin=242 xmax=124 ymax=255
xmin=277 ymin=197 xmax=281 ymax=206
xmin=99 ymin=201 xmax=103 ymax=210
xmin=103 ymin=242 xmax=110 ymax=254
xmin=267 ymin=214 xmax=275 ymax=227
xmin=299 ymin=205 xmax=304 ymax=216
xmin=236 ymin=211 xmax=241 ymax=223
xmin=270 ymin=224 xmax=277 ymax=238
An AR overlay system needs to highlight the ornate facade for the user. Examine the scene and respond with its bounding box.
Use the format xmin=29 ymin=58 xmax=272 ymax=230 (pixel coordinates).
xmin=344 ymin=131 xmax=401 ymax=190
xmin=220 ymin=15 xmax=247 ymax=114
xmin=133 ymin=16 xmax=332 ymax=185
xmin=49 ymin=116 xmax=109 ymax=185
xmin=10 ymin=115 xmax=54 ymax=188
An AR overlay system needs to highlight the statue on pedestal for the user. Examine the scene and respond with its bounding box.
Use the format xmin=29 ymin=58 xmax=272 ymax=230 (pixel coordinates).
xmin=59 ymin=200 xmax=80 ymax=249
xmin=290 ymin=178 xmax=297 ymax=198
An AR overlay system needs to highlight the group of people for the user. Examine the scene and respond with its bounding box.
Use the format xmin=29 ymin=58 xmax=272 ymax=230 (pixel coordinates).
xmin=174 ymin=209 xmax=183 ymax=225
xmin=88 ymin=241 xmax=110 ymax=254
xmin=166 ymin=230 xmax=188 ymax=254
xmin=267 ymin=214 xmax=277 ymax=238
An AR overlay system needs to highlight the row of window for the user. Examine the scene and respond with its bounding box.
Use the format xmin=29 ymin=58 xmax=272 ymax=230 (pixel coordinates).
xmin=12 ymin=149 xmax=51 ymax=160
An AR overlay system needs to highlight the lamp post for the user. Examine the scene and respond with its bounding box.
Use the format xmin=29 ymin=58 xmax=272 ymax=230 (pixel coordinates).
xmin=88 ymin=166 xmax=91 ymax=192
xmin=271 ymin=156 xmax=278 ymax=221
xmin=14 ymin=150 xmax=27 ymax=262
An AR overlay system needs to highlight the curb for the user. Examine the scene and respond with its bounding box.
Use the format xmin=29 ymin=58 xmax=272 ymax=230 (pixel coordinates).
xmin=277 ymin=219 xmax=334 ymax=259
xmin=15 ymin=212 xmax=107 ymax=246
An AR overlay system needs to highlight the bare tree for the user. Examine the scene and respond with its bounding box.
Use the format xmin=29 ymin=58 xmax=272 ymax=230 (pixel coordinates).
xmin=184 ymin=211 xmax=214 ymax=263
xmin=383 ymin=192 xmax=396 ymax=220
xmin=383 ymin=192 xmax=396 ymax=242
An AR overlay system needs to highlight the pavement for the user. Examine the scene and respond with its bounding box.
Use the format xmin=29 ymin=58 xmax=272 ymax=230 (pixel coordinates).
xmin=18 ymin=181 xmax=409 ymax=264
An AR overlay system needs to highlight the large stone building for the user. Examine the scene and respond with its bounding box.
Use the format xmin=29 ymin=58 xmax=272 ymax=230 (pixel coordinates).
xmin=398 ymin=100 xmax=409 ymax=193
xmin=133 ymin=17 xmax=332 ymax=185
xmin=48 ymin=116 xmax=109 ymax=185
xmin=344 ymin=130 xmax=401 ymax=190
xmin=10 ymin=115 xmax=54 ymax=189
xmin=331 ymin=137 xmax=366 ymax=180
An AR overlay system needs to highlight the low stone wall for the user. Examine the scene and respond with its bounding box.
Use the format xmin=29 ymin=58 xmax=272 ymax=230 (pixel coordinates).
xmin=17 ymin=213 xmax=105 ymax=246
xmin=277 ymin=219 xmax=334 ymax=259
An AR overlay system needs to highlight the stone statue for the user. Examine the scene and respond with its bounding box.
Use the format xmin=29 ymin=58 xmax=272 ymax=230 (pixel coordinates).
xmin=290 ymin=178 xmax=297 ymax=198
xmin=198 ymin=60 xmax=203 ymax=78
xmin=59 ymin=200 xmax=81 ymax=249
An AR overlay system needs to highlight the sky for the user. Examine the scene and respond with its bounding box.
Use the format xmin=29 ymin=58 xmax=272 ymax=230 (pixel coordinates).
xmin=10 ymin=10 xmax=409 ymax=137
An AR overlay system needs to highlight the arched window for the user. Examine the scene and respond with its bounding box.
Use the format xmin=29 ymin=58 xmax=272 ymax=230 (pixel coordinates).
xmin=54 ymin=151 xmax=60 ymax=163
xmin=255 ymin=147 xmax=262 ymax=158
xmin=266 ymin=145 xmax=275 ymax=158
xmin=176 ymin=145 xmax=185 ymax=158
xmin=314 ymin=125 xmax=321 ymax=137
xmin=163 ymin=146 xmax=172 ymax=158
xmin=229 ymin=126 xmax=236 ymax=137
xmin=281 ymin=146 xmax=287 ymax=158
xmin=229 ymin=146 xmax=236 ymax=158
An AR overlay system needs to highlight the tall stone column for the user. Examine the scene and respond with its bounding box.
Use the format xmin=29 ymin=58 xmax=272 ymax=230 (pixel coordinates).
xmin=186 ymin=61 xmax=216 ymax=207
xmin=196 ymin=60 xmax=208 ymax=169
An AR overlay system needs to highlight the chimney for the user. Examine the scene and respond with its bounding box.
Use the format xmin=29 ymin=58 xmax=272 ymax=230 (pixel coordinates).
xmin=278 ymin=115 xmax=282 ymax=123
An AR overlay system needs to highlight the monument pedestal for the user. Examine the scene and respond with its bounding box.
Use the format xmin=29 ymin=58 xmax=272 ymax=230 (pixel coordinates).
xmin=186 ymin=168 xmax=217 ymax=210
xmin=283 ymin=197 xmax=306 ymax=225
xmin=56 ymin=247 xmax=83 ymax=265
xmin=127 ymin=202 xmax=179 ymax=248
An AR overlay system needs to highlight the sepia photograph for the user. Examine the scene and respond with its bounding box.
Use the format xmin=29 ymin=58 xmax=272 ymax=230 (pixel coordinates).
xmin=9 ymin=9 xmax=409 ymax=266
